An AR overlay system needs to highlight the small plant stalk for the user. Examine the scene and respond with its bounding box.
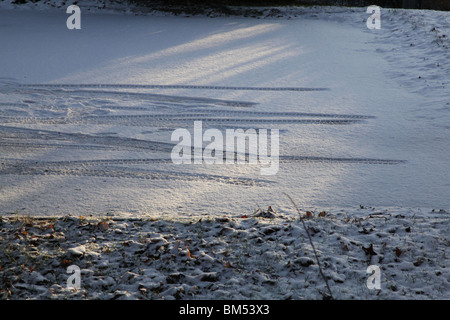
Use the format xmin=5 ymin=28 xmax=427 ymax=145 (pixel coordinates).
xmin=284 ymin=193 xmax=334 ymax=300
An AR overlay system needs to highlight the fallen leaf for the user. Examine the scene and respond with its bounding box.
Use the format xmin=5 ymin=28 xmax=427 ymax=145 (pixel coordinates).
xmin=359 ymin=227 xmax=373 ymax=234
xmin=340 ymin=241 xmax=349 ymax=252
xmin=241 ymin=215 xmax=248 ymax=219
xmin=224 ymin=261 xmax=232 ymax=268
xmin=97 ymin=221 xmax=109 ymax=230
xmin=187 ymin=249 xmax=197 ymax=259
xmin=60 ymin=259 xmax=72 ymax=268
xmin=318 ymin=211 xmax=327 ymax=217
xmin=395 ymin=247 xmax=402 ymax=257
xmin=303 ymin=211 xmax=314 ymax=219
xmin=413 ymin=257 xmax=424 ymax=266
xmin=362 ymin=244 xmax=377 ymax=256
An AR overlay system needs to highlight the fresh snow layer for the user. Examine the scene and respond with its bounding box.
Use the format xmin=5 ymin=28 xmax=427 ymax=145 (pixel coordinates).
xmin=0 ymin=6 xmax=449 ymax=217
xmin=0 ymin=209 xmax=448 ymax=300
xmin=0 ymin=3 xmax=449 ymax=301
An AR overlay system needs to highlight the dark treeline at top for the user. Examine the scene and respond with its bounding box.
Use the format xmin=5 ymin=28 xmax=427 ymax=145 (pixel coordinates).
xmin=128 ymin=0 xmax=450 ymax=10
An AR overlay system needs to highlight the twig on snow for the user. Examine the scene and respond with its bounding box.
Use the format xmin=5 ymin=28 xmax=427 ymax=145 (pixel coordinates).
xmin=284 ymin=193 xmax=334 ymax=300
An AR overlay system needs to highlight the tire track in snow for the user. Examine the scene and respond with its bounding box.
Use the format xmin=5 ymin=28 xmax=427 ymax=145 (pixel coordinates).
xmin=279 ymin=156 xmax=405 ymax=165
xmin=0 ymin=155 xmax=406 ymax=168
xmin=0 ymin=81 xmax=405 ymax=193
xmin=18 ymin=83 xmax=330 ymax=92
xmin=0 ymin=162 xmax=267 ymax=186
xmin=0 ymin=125 xmax=175 ymax=153
xmin=84 ymin=117 xmax=362 ymax=125
xmin=0 ymin=141 xmax=115 ymax=151
xmin=0 ymin=115 xmax=364 ymax=125
xmin=84 ymin=107 xmax=374 ymax=119
xmin=187 ymin=109 xmax=375 ymax=119
xmin=4 ymin=88 xmax=258 ymax=108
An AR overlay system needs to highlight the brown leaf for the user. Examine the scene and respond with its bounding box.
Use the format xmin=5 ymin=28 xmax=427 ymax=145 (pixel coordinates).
xmin=340 ymin=241 xmax=349 ymax=252
xmin=362 ymin=244 xmax=377 ymax=256
xmin=97 ymin=221 xmax=109 ymax=230
xmin=224 ymin=261 xmax=232 ymax=268
xmin=359 ymin=227 xmax=373 ymax=234
xmin=304 ymin=211 xmax=314 ymax=219
xmin=318 ymin=211 xmax=327 ymax=217
xmin=60 ymin=259 xmax=72 ymax=268
xmin=187 ymin=249 xmax=197 ymax=259
xmin=395 ymin=247 xmax=402 ymax=257
xmin=413 ymin=257 xmax=424 ymax=266
xmin=241 ymin=215 xmax=248 ymax=219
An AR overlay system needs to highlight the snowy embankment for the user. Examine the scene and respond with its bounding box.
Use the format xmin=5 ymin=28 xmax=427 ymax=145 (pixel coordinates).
xmin=1 ymin=207 xmax=448 ymax=300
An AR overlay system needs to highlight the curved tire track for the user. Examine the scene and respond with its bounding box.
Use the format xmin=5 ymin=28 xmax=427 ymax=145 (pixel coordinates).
xmin=0 ymin=82 xmax=406 ymax=193
xmin=5 ymin=88 xmax=258 ymax=107
xmin=0 ymin=125 xmax=175 ymax=152
xmin=0 ymin=162 xmax=268 ymax=186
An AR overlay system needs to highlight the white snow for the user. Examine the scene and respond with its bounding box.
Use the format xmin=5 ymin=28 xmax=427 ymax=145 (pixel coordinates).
xmin=0 ymin=2 xmax=449 ymax=300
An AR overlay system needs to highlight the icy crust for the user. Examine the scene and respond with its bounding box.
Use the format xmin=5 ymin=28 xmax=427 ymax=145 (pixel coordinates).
xmin=0 ymin=207 xmax=448 ymax=300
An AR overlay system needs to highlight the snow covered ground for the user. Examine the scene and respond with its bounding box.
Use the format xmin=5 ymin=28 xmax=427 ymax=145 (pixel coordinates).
xmin=0 ymin=208 xmax=448 ymax=300
xmin=0 ymin=2 xmax=448 ymax=299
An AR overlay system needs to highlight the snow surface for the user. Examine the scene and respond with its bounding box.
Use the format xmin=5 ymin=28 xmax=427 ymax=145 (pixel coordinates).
xmin=0 ymin=2 xmax=449 ymax=300
xmin=0 ymin=4 xmax=449 ymax=217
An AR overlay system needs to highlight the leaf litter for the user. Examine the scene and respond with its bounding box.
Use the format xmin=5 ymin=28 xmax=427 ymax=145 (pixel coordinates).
xmin=0 ymin=207 xmax=448 ymax=300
